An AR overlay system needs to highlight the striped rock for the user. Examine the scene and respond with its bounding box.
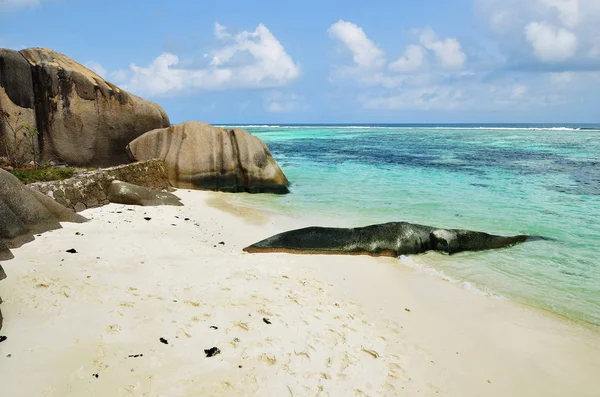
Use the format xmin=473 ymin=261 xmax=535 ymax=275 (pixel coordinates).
xmin=0 ymin=47 xmax=169 ymax=167
xmin=127 ymin=121 xmax=289 ymax=194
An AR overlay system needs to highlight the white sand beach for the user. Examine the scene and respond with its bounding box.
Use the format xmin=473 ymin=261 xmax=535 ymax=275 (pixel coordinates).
xmin=0 ymin=190 xmax=599 ymax=397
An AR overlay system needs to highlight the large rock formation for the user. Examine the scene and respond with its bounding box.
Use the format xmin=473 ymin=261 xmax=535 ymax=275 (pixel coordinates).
xmin=244 ymin=221 xmax=534 ymax=257
xmin=108 ymin=180 xmax=183 ymax=206
xmin=127 ymin=121 xmax=289 ymax=193
xmin=0 ymin=168 xmax=87 ymax=260
xmin=0 ymin=47 xmax=170 ymax=167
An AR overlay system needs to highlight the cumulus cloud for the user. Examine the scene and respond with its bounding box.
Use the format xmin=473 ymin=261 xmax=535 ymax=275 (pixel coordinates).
xmin=388 ymin=45 xmax=427 ymax=73
xmin=540 ymin=0 xmax=580 ymax=27
xmin=328 ymin=20 xmax=474 ymax=110
xmin=525 ymin=22 xmax=578 ymax=61
xmin=328 ymin=20 xmax=385 ymax=68
xmin=115 ymin=23 xmax=300 ymax=97
xmin=418 ymin=28 xmax=467 ymax=69
xmin=475 ymin=0 xmax=600 ymax=65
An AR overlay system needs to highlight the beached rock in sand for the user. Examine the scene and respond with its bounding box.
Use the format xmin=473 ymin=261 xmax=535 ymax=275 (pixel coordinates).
xmin=0 ymin=47 xmax=170 ymax=167
xmin=244 ymin=221 xmax=532 ymax=257
xmin=126 ymin=121 xmax=289 ymax=193
xmin=107 ymin=180 xmax=183 ymax=206
xmin=0 ymin=168 xmax=87 ymax=260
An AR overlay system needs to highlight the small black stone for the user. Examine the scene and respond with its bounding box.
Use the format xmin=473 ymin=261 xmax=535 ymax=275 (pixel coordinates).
xmin=92 ymin=373 xmax=99 ymax=378
xmin=405 ymin=308 xmax=411 ymax=312
xmin=238 ymin=365 xmax=242 ymax=368
xmin=128 ymin=354 xmax=143 ymax=358
xmin=144 ymin=217 xmax=152 ymax=221
xmin=210 ymin=326 xmax=218 ymax=330
xmin=218 ymin=241 xmax=225 ymax=245
xmin=0 ymin=336 xmax=7 ymax=343
xmin=66 ymin=248 xmax=77 ymax=254
xmin=204 ymin=347 xmax=221 ymax=358
xmin=263 ymin=318 xmax=272 ymax=325
xmin=160 ymin=337 xmax=168 ymax=345
xmin=184 ymin=218 xmax=190 ymax=221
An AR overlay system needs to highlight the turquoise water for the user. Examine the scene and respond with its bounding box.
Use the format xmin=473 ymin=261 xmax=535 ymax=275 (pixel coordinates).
xmin=223 ymin=125 xmax=600 ymax=326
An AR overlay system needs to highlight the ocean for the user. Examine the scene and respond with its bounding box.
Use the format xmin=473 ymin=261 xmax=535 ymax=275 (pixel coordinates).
xmin=219 ymin=124 xmax=600 ymax=326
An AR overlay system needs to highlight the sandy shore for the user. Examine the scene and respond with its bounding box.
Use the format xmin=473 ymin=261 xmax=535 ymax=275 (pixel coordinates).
xmin=0 ymin=189 xmax=599 ymax=396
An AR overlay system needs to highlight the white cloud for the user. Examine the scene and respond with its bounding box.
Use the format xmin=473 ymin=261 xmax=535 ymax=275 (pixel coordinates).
xmin=328 ymin=20 xmax=385 ymax=69
xmin=389 ymin=45 xmax=427 ymax=73
xmin=475 ymin=0 xmax=600 ymax=65
xmin=117 ymin=23 xmax=300 ymax=97
xmin=83 ymin=61 xmax=108 ymax=79
xmin=418 ymin=28 xmax=467 ymax=69
xmin=525 ymin=22 xmax=578 ymax=61
xmin=214 ymin=22 xmax=230 ymax=40
xmin=540 ymin=0 xmax=580 ymax=27
xmin=328 ymin=21 xmax=467 ymax=88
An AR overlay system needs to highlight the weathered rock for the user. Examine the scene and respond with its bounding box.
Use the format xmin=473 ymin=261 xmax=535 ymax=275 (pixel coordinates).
xmin=127 ymin=121 xmax=289 ymax=194
xmin=244 ymin=221 xmax=533 ymax=257
xmin=0 ymin=168 xmax=87 ymax=260
xmin=108 ymin=180 xmax=182 ymax=206
xmin=0 ymin=47 xmax=170 ymax=167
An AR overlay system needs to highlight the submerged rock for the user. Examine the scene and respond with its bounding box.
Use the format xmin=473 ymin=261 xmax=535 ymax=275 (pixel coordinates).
xmin=243 ymin=221 xmax=532 ymax=257
xmin=0 ymin=47 xmax=170 ymax=167
xmin=107 ymin=180 xmax=183 ymax=206
xmin=126 ymin=121 xmax=289 ymax=193
xmin=0 ymin=168 xmax=87 ymax=260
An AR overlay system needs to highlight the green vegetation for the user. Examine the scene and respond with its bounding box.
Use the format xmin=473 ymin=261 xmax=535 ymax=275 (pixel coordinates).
xmin=0 ymin=110 xmax=41 ymax=169
xmin=9 ymin=167 xmax=79 ymax=184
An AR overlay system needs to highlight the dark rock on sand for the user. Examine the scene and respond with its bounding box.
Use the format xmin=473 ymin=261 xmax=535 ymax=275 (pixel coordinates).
xmin=0 ymin=47 xmax=170 ymax=167
xmin=243 ymin=221 xmax=531 ymax=257
xmin=0 ymin=168 xmax=87 ymax=260
xmin=0 ymin=264 xmax=5 ymax=330
xmin=204 ymin=347 xmax=221 ymax=358
xmin=108 ymin=180 xmax=183 ymax=207
xmin=126 ymin=121 xmax=289 ymax=194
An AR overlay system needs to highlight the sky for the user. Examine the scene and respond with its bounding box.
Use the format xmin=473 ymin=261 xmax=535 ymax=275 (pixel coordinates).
xmin=1 ymin=0 xmax=600 ymax=124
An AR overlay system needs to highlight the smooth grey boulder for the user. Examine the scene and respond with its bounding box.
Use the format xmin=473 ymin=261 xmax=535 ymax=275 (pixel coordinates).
xmin=126 ymin=121 xmax=289 ymax=194
xmin=107 ymin=180 xmax=183 ymax=206
xmin=0 ymin=168 xmax=87 ymax=260
xmin=244 ymin=221 xmax=533 ymax=257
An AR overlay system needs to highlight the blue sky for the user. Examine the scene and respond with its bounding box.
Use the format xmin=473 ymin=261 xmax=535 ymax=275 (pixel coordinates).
xmin=1 ymin=0 xmax=599 ymax=124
